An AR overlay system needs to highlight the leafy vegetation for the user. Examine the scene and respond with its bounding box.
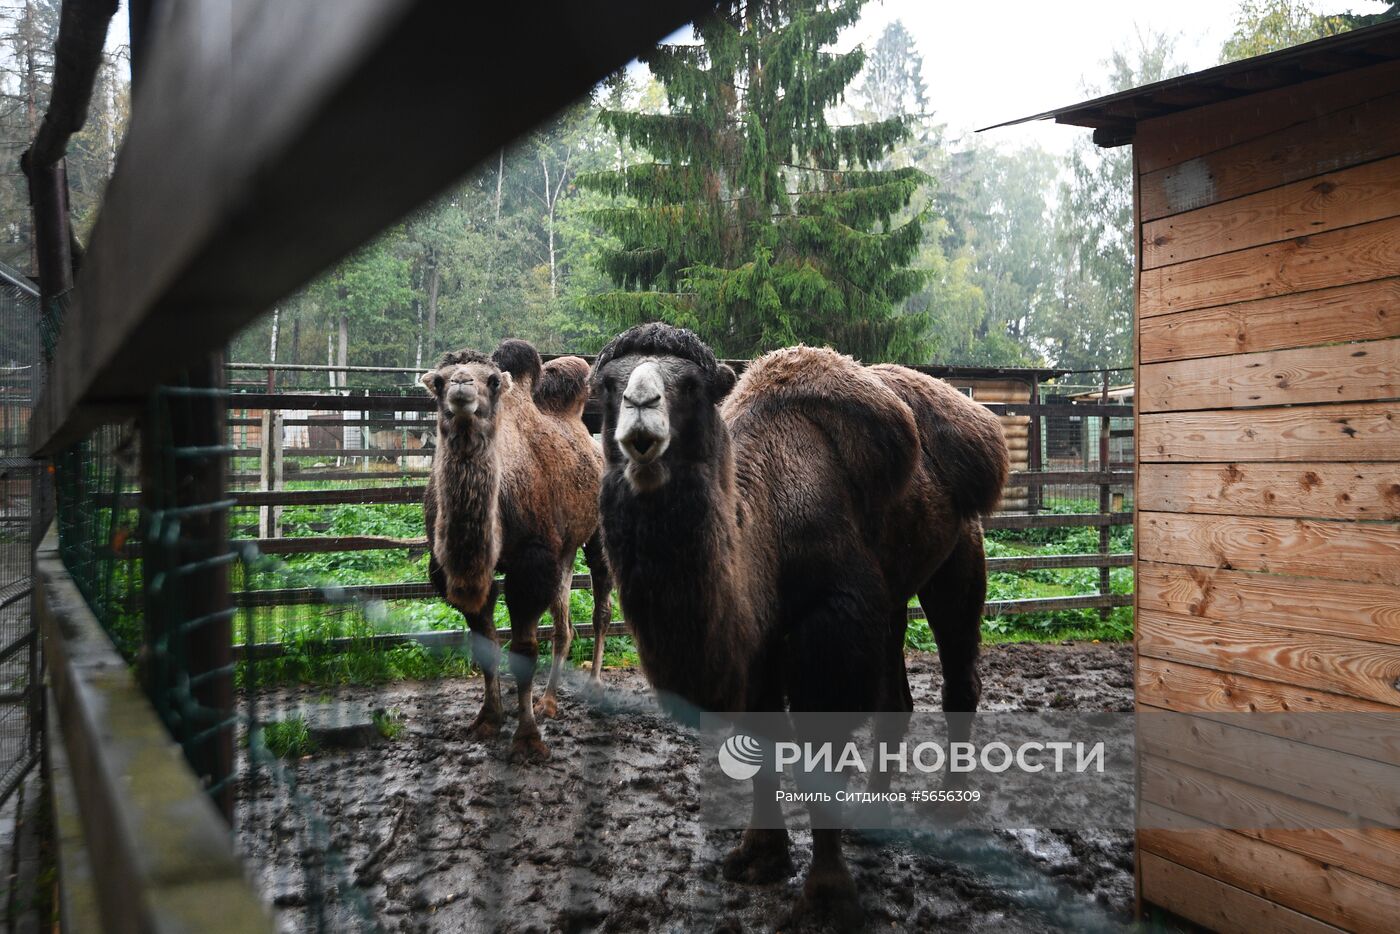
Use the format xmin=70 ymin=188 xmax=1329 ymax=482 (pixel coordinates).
xmin=373 ymin=708 xmax=405 ymax=741
xmin=579 ymin=0 xmax=931 ymax=361
xmin=232 ymin=486 xmax=1130 ymax=687
xmin=259 ymin=718 xmax=318 ymax=760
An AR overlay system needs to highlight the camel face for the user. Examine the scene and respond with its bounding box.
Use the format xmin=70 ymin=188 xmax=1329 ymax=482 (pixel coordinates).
xmin=598 ymin=354 xmax=706 ymax=493
xmin=421 ymin=360 xmax=512 ymax=425
xmin=618 ymin=361 xmax=671 ymax=465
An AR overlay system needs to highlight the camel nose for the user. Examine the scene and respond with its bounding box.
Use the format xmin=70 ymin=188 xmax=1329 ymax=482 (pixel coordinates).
xmin=616 ymin=362 xmax=670 ymax=465
xmin=446 ymin=377 xmax=479 ymax=413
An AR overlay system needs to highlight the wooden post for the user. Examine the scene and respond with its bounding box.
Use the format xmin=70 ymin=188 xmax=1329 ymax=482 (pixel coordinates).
xmin=25 ymin=157 xmax=74 ymax=300
xmin=258 ymin=410 xmax=284 ymax=539
xmin=1098 ymin=370 xmax=1112 ymax=621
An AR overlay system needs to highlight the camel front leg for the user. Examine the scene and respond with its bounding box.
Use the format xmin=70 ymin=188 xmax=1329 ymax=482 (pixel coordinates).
xmin=722 ymin=665 xmax=794 ymax=885
xmin=504 ymin=561 xmax=552 ymax=763
xmin=794 ymin=828 xmax=861 ymax=929
xmin=463 ymin=582 xmax=503 ymax=741
xmin=536 ymin=570 xmax=573 ymax=719
xmin=721 ymin=754 xmax=794 ymax=884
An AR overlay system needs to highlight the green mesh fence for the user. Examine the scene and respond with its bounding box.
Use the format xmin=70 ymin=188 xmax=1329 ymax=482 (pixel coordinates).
xmin=52 ymin=424 xmax=142 ymax=659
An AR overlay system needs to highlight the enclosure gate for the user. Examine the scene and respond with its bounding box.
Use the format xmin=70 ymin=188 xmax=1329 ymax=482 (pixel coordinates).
xmin=0 ymin=261 xmax=43 ymax=805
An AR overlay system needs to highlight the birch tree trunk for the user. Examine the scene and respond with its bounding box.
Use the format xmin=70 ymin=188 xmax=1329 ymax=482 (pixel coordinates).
xmin=542 ymin=157 xmax=557 ymax=299
xmin=425 ymin=260 xmax=440 ymax=361
xmin=337 ymin=313 xmax=349 ymax=392
xmin=415 ymin=299 xmax=423 ymax=370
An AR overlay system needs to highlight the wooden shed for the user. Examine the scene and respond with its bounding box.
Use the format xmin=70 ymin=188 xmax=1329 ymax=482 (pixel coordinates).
xmin=999 ymin=21 xmax=1400 ymax=933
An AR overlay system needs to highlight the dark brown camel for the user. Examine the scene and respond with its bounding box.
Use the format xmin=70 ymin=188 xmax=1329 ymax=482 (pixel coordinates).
xmin=592 ymin=323 xmax=1008 ymax=924
xmin=422 ymin=339 xmax=613 ymax=762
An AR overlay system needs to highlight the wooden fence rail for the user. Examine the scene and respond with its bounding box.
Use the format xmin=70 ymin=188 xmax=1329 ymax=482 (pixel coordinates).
xmin=223 ymin=379 xmax=1135 ymax=655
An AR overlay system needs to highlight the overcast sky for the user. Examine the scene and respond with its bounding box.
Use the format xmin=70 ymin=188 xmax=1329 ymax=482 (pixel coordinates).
xmin=661 ymin=0 xmax=1392 ymax=153
xmin=841 ymin=0 xmax=1247 ymax=152
xmin=104 ymin=0 xmax=1391 ymax=157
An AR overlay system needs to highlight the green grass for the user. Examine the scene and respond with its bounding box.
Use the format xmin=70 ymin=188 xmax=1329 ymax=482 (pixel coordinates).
xmin=373 ymin=708 xmax=405 ymax=741
xmin=234 ymin=488 xmax=1132 ymax=684
xmin=259 ymin=718 xmax=318 ymax=759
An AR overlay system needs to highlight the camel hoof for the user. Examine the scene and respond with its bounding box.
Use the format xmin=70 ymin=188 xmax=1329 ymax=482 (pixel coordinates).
xmin=789 ymin=869 xmax=863 ymax=930
xmin=721 ymin=836 xmax=794 ymax=885
xmin=463 ymin=716 xmax=502 ymax=742
xmin=533 ymin=695 xmax=560 ymax=719
xmin=509 ymin=733 xmax=551 ymax=764
xmin=582 ymin=677 xmax=607 ymax=703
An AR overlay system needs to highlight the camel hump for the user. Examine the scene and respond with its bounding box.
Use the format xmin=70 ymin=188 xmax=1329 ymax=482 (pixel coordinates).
xmin=534 ymin=355 xmax=591 ymax=417
xmin=492 ymin=338 xmax=544 ymax=388
xmin=728 ymin=345 xmax=919 ymax=506
xmin=869 ymin=364 xmax=1010 ymax=517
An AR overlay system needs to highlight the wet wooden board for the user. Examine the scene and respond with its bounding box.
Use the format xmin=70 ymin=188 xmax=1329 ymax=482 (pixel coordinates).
xmin=1139 ymin=277 xmax=1400 ymax=364
xmin=1138 ymin=756 xmax=1400 ymax=890
xmin=1136 ymin=462 xmax=1400 ymax=520
xmin=1138 ymin=403 xmax=1399 ymax=463
xmin=1137 ymin=610 xmax=1400 ymax=706
xmin=1140 ymin=215 xmax=1400 ymax=317
xmin=1143 ymin=155 xmax=1400 ymax=269
xmin=1139 ymin=91 xmax=1400 ymax=220
xmin=1137 ymin=512 xmax=1400 ymax=585
xmin=1139 ymin=826 xmax=1400 ymax=931
xmin=1139 ymin=852 xmax=1344 ymax=934
xmin=1137 ymin=561 xmax=1400 ymax=646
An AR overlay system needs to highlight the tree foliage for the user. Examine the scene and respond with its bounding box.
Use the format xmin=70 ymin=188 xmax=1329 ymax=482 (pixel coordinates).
xmin=1034 ymin=35 xmax=1186 ymax=371
xmin=1220 ymin=0 xmax=1350 ymax=60
xmin=578 ymin=0 xmax=931 ymax=362
xmin=0 ymin=0 xmax=128 ymax=269
xmin=3 ymin=1 xmax=1190 ymax=375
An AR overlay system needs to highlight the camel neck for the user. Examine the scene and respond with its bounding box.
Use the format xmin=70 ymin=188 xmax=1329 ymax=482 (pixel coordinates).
xmin=600 ymin=429 xmax=757 ymax=710
xmin=431 ymin=418 xmax=501 ymax=577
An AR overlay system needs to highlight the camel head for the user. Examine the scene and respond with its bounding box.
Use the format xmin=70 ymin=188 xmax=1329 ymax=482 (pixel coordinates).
xmin=420 ymin=349 xmax=513 ymax=430
xmin=592 ymin=323 xmax=737 ymax=492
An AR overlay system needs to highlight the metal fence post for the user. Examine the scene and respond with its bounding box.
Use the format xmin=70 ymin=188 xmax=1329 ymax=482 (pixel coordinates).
xmin=1098 ymin=370 xmax=1112 ymax=621
xmin=1027 ymin=374 xmax=1042 ymax=514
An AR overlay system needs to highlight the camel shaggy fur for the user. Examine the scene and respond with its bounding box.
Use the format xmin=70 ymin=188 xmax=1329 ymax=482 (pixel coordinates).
xmin=592 ymin=323 xmax=1008 ymax=922
xmin=422 ymin=339 xmax=612 ymax=762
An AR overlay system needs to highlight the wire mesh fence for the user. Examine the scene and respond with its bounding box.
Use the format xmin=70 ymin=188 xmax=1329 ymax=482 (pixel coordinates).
xmin=0 ymin=262 xmax=43 ymax=804
xmin=37 ymin=353 xmax=1138 ymax=930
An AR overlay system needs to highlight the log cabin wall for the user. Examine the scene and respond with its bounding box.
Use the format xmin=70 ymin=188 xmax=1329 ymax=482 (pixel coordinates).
xmin=947 ymin=376 xmax=1033 ymax=510
xmin=1132 ymin=59 xmax=1400 ymax=931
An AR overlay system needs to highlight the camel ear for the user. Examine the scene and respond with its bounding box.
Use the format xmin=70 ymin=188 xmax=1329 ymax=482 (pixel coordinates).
xmin=711 ymin=364 xmax=737 ymax=402
xmin=499 ymin=371 xmax=513 ymax=394
xmin=420 ymin=371 xmax=442 ymax=398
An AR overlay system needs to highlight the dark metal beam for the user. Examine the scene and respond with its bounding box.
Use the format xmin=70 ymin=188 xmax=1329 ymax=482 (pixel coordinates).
xmin=31 ymin=0 xmax=716 ymax=454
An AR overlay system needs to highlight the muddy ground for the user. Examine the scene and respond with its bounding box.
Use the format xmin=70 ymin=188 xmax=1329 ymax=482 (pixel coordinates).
xmin=238 ymin=642 xmax=1136 ymax=933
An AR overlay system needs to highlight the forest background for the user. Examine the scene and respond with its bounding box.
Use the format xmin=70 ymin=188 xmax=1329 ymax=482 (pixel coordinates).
xmin=2 ymin=0 xmax=1396 ymax=374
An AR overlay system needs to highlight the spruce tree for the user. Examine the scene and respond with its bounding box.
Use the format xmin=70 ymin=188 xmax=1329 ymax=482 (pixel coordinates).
xmin=578 ymin=0 xmax=930 ymax=362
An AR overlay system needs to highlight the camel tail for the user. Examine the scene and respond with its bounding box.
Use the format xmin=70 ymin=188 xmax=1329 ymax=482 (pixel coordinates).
xmin=534 ymin=355 xmax=590 ymax=418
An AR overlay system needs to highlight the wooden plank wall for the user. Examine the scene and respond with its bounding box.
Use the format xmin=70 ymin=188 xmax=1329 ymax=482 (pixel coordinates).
xmin=957 ymin=377 xmax=1032 ymax=509
xmin=1134 ymin=59 xmax=1400 ymax=933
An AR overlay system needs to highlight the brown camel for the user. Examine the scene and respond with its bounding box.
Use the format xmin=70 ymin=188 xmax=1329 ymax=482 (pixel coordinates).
xmin=422 ymin=339 xmax=613 ymax=762
xmin=592 ymin=323 xmax=1008 ymax=924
